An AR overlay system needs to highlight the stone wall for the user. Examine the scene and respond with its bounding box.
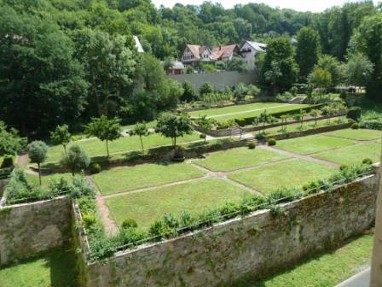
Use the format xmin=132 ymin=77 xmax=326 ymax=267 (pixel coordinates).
xmin=169 ymin=71 xmax=258 ymax=90
xmin=84 ymin=175 xmax=379 ymax=286
xmin=0 ymin=196 xmax=72 ymax=266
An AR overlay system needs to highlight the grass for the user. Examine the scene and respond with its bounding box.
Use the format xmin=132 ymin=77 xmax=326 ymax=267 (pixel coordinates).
xmin=314 ymin=142 xmax=381 ymax=166
xmin=238 ymin=233 xmax=373 ymax=287
xmin=46 ymin=132 xmax=201 ymax=163
xmin=0 ymin=247 xmax=77 ymax=287
xmin=323 ymin=128 xmax=382 ymax=141
xmin=229 ymin=159 xmax=336 ymax=194
xmin=275 ymin=134 xmax=354 ymax=155
xmin=25 ymin=173 xmax=73 ymax=188
xmin=260 ymin=117 xmax=347 ymax=137
xmin=193 ymin=147 xmax=289 ymax=172
xmin=93 ymin=162 xmax=205 ymax=195
xmin=189 ymin=102 xmax=311 ymax=122
xmin=105 ymin=178 xmax=250 ymax=230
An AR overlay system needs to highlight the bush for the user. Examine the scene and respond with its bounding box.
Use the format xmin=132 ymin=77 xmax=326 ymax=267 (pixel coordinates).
xmin=235 ymin=118 xmax=247 ymax=127
xmin=248 ymin=142 xmax=256 ymax=149
xmin=1 ymin=156 xmax=13 ymax=168
xmin=362 ymin=158 xmax=373 ymax=165
xmin=255 ymin=132 xmax=267 ymax=140
xmin=347 ymin=107 xmax=362 ymax=121
xmin=89 ymin=162 xmax=101 ymax=174
xmin=268 ymin=138 xmax=276 ymax=146
xmin=121 ymin=218 xmax=138 ymax=229
xmin=351 ymin=123 xmax=359 ymax=129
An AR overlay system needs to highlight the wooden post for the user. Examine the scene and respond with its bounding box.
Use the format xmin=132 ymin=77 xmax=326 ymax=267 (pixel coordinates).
xmin=370 ymin=146 xmax=382 ymax=287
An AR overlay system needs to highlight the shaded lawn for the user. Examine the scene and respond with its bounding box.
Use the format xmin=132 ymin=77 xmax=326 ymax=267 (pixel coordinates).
xmin=25 ymin=173 xmax=73 ymax=188
xmin=0 ymin=247 xmax=77 ymax=287
xmin=238 ymin=233 xmax=373 ymax=287
xmin=229 ymin=159 xmax=336 ymax=194
xmin=194 ymin=147 xmax=289 ymax=172
xmin=105 ymin=178 xmax=250 ymax=230
xmin=189 ymin=103 xmax=310 ymax=122
xmin=275 ymin=134 xmax=354 ymax=155
xmin=323 ymin=128 xmax=382 ymax=141
xmin=46 ymin=132 xmax=200 ymax=163
xmin=93 ymin=162 xmax=205 ymax=195
xmin=261 ymin=117 xmax=346 ymax=137
xmin=314 ymin=142 xmax=381 ymax=166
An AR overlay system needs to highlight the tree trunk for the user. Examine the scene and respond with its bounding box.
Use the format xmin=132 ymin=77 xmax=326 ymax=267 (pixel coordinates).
xmin=38 ymin=163 xmax=41 ymax=185
xmin=173 ymin=137 xmax=177 ymax=148
xmin=106 ymin=140 xmax=110 ymax=157
xmin=139 ymin=135 xmax=144 ymax=151
xmin=63 ymin=144 xmax=67 ymax=155
xmin=370 ymin=149 xmax=382 ymax=287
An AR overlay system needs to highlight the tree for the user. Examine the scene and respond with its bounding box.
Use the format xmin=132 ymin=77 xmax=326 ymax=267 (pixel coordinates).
xmin=195 ymin=116 xmax=215 ymax=143
xmin=199 ymin=82 xmax=214 ymax=96
xmin=50 ymin=125 xmax=71 ymax=155
xmin=156 ymin=113 xmax=193 ymax=147
xmin=233 ymin=84 xmax=248 ymax=102
xmin=85 ymin=116 xmax=121 ymax=158
xmin=343 ymin=53 xmax=374 ymax=88
xmin=0 ymin=122 xmax=25 ymax=157
xmin=129 ymin=122 xmax=150 ymax=151
xmin=180 ymin=81 xmax=197 ymax=102
xmin=308 ymin=67 xmax=332 ymax=94
xmin=349 ymin=13 xmax=382 ymax=99
xmin=261 ymin=37 xmax=299 ymax=93
xmin=27 ymin=141 xmax=48 ymax=185
xmin=315 ymin=55 xmax=342 ymax=86
xmin=296 ymin=27 xmax=321 ymax=80
xmin=61 ymin=145 xmax=90 ymax=176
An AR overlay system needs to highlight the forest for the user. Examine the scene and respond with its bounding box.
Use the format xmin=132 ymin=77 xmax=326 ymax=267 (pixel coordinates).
xmin=0 ymin=0 xmax=381 ymax=137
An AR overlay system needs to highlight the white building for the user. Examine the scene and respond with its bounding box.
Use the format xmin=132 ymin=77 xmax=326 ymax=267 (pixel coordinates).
xmin=240 ymin=41 xmax=267 ymax=66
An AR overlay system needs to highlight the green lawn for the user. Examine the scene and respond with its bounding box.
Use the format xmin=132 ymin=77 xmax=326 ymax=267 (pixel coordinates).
xmin=261 ymin=117 xmax=346 ymax=137
xmin=193 ymin=147 xmax=289 ymax=172
xmin=189 ymin=102 xmax=310 ymax=122
xmin=323 ymin=128 xmax=382 ymax=141
xmin=276 ymin=134 xmax=354 ymax=155
xmin=46 ymin=132 xmax=201 ymax=163
xmin=93 ymin=162 xmax=205 ymax=195
xmin=0 ymin=247 xmax=77 ymax=287
xmin=229 ymin=159 xmax=336 ymax=194
xmin=105 ymin=178 xmax=250 ymax=230
xmin=25 ymin=173 xmax=73 ymax=188
xmin=314 ymin=142 xmax=381 ymax=165
xmin=238 ymin=233 xmax=373 ymax=287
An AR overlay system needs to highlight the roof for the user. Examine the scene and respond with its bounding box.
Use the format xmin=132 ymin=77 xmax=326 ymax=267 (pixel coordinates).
xmin=133 ymin=36 xmax=144 ymax=53
xmin=242 ymin=41 xmax=267 ymax=52
xmin=186 ymin=45 xmax=202 ymax=60
xmin=172 ymin=61 xmax=185 ymax=69
xmin=211 ymin=44 xmax=238 ymax=60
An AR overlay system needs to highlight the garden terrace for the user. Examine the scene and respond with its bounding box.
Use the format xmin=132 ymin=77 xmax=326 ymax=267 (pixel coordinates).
xmin=88 ymin=128 xmax=380 ymax=237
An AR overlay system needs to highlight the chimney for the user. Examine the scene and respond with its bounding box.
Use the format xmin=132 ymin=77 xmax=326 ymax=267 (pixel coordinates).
xmin=219 ymin=45 xmax=222 ymax=51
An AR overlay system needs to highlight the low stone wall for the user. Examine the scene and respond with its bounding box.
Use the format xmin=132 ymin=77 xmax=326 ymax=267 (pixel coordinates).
xmin=169 ymin=71 xmax=258 ymax=90
xmin=84 ymin=174 xmax=379 ymax=286
xmin=0 ymin=196 xmax=72 ymax=266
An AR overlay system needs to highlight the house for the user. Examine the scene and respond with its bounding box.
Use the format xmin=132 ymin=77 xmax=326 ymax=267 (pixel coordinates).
xmin=167 ymin=61 xmax=185 ymax=75
xmin=181 ymin=44 xmax=239 ymax=66
xmin=133 ymin=36 xmax=144 ymax=53
xmin=240 ymin=41 xmax=267 ymax=65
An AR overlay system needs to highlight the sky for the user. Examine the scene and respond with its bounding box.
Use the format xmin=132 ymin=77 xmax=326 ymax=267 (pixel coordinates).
xmin=152 ymin=0 xmax=380 ymax=13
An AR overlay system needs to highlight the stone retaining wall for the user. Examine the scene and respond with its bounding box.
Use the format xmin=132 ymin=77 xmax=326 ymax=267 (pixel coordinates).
xmin=0 ymin=196 xmax=72 ymax=266
xmin=83 ymin=174 xmax=379 ymax=286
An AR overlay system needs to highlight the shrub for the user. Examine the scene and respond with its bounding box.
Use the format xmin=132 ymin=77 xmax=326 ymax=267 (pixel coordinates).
xmin=351 ymin=123 xmax=359 ymax=129
xmin=121 ymin=218 xmax=138 ymax=229
xmin=248 ymin=142 xmax=256 ymax=149
xmin=82 ymin=214 xmax=98 ymax=229
xmin=89 ymin=162 xmax=101 ymax=174
xmin=255 ymin=132 xmax=267 ymax=140
xmin=346 ymin=107 xmax=362 ymax=121
xmin=1 ymin=156 xmax=13 ymax=169
xmin=199 ymin=134 xmax=206 ymax=139
xmin=236 ymin=118 xmax=247 ymax=127
xmin=362 ymin=158 xmax=373 ymax=165
xmin=268 ymin=138 xmax=277 ymax=146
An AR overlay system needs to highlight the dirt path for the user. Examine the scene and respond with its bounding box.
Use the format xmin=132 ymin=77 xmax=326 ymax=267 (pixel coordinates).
xmin=16 ymin=154 xmax=29 ymax=168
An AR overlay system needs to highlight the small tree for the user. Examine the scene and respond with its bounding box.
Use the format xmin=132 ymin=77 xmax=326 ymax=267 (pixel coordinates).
xmin=61 ymin=145 xmax=90 ymax=176
xmin=199 ymin=82 xmax=214 ymax=96
xmin=156 ymin=113 xmax=193 ymax=148
xmin=27 ymin=141 xmax=48 ymax=185
xmin=0 ymin=121 xmax=25 ymax=157
xmin=196 ymin=116 xmax=215 ymax=143
xmin=308 ymin=67 xmax=332 ymax=95
xmin=227 ymin=119 xmax=238 ymax=139
xmin=129 ymin=122 xmax=150 ymax=151
xmin=85 ymin=116 xmax=121 ymax=158
xmin=310 ymin=109 xmax=321 ymax=126
xmin=50 ymin=124 xmax=71 ymax=154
